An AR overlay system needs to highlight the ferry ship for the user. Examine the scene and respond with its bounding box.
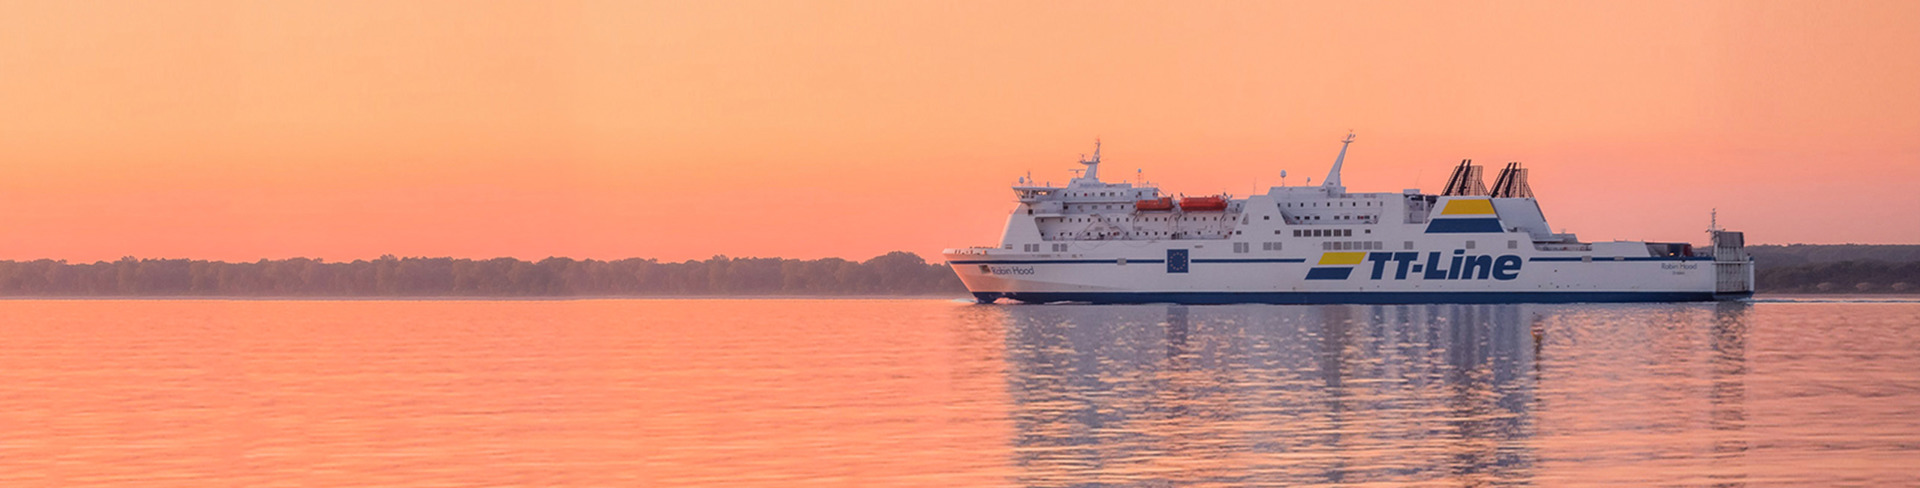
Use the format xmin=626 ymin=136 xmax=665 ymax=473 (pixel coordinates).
xmin=943 ymin=134 xmax=1756 ymax=304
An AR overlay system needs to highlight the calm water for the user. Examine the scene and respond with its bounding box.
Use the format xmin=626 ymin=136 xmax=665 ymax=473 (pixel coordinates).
xmin=1 ymin=299 xmax=1917 ymax=486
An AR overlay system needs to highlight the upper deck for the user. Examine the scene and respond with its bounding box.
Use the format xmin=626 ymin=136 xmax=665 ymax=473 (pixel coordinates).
xmin=1000 ymin=135 xmax=1574 ymax=245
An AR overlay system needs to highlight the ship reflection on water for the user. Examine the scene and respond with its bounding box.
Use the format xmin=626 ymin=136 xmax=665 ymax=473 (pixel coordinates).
xmin=994 ymin=302 xmax=1754 ymax=487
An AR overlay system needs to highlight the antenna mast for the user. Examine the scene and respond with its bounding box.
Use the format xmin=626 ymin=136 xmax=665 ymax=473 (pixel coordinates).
xmin=1076 ymin=138 xmax=1102 ymax=182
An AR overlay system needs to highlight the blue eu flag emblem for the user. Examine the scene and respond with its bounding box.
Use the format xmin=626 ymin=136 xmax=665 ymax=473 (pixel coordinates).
xmin=1166 ymin=249 xmax=1189 ymax=273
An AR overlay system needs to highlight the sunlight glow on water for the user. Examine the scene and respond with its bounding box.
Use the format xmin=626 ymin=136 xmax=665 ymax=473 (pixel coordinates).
xmin=0 ymin=299 xmax=1915 ymax=486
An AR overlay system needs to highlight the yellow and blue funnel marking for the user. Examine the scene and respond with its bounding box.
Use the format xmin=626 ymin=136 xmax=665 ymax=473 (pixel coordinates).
xmin=1426 ymin=198 xmax=1504 ymax=233
xmin=1305 ymin=252 xmax=1367 ymax=280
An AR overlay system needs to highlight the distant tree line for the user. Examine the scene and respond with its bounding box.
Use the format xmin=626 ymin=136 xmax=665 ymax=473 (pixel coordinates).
xmin=1748 ymin=244 xmax=1920 ymax=270
xmin=0 ymin=252 xmax=967 ymax=297
xmin=1755 ymin=260 xmax=1919 ymax=294
xmin=1744 ymin=245 xmax=1920 ymax=293
xmin=2 ymin=245 xmax=1914 ymax=297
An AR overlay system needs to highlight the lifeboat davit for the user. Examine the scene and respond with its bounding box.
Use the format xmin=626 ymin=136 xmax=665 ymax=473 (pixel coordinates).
xmin=1178 ymin=195 xmax=1228 ymax=211
xmin=1135 ymin=197 xmax=1174 ymax=211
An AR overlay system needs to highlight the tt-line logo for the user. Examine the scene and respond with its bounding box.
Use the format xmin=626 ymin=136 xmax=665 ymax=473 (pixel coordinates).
xmin=1313 ymin=250 xmax=1523 ymax=281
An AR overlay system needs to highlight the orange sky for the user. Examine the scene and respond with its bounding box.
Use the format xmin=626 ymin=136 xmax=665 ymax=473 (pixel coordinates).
xmin=2 ymin=0 xmax=1916 ymax=263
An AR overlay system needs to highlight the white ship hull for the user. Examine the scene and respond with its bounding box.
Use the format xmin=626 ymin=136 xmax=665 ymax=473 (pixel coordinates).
xmin=945 ymin=244 xmax=1749 ymax=304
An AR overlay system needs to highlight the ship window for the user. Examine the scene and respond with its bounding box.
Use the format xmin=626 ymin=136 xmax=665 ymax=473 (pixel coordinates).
xmin=1263 ymin=216 xmax=1270 ymax=220
xmin=1405 ymin=241 xmax=1414 ymax=250
xmin=1234 ymin=242 xmax=1249 ymax=253
xmin=1466 ymin=241 xmax=1476 ymax=249
xmin=1509 ymin=240 xmax=1519 ymax=249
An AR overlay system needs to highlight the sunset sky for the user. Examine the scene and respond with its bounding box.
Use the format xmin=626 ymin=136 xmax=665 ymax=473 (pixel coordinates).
xmin=2 ymin=0 xmax=1916 ymax=263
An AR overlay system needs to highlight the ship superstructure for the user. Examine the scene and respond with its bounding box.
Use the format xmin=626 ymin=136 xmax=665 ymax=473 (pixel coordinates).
xmin=944 ymin=135 xmax=1755 ymax=304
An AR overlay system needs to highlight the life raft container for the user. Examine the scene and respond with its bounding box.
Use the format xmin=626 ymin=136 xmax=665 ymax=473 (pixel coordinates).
xmin=1134 ymin=197 xmax=1174 ymax=211
xmin=1178 ymin=195 xmax=1228 ymax=211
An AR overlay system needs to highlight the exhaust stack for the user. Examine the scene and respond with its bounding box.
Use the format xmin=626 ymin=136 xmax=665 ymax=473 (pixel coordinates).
xmin=1440 ymin=159 xmax=1487 ymax=196
xmin=1489 ymin=162 xmax=1534 ymax=198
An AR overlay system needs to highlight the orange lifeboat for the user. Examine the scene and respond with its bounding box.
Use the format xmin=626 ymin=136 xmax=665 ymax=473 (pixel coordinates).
xmin=1178 ymin=195 xmax=1228 ymax=211
xmin=1135 ymin=197 xmax=1174 ymax=211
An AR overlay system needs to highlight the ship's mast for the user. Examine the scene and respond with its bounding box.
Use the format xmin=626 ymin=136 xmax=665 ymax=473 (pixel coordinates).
xmin=1323 ymin=132 xmax=1355 ymax=191
xmin=1076 ymin=138 xmax=1103 ymax=182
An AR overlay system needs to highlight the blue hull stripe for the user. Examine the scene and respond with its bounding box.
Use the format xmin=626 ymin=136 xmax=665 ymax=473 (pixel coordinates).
xmin=956 ymin=257 xmax=1707 ymax=265
xmin=1304 ymin=268 xmax=1354 ymax=280
xmin=1191 ymin=258 xmax=1308 ymax=264
xmin=1425 ymin=218 xmax=1505 ymax=233
xmin=974 ymin=291 xmax=1726 ymax=305
xmin=952 ymin=258 xmax=1308 ymax=265
xmin=1529 ymin=256 xmax=1702 ymax=262
xmin=949 ymin=259 xmax=1165 ymax=265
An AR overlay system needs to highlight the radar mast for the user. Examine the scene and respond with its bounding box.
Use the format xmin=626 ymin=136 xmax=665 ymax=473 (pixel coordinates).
xmin=1076 ymin=138 xmax=1103 ymax=182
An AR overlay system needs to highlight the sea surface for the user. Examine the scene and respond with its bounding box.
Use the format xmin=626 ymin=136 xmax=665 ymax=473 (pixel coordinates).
xmin=1 ymin=298 xmax=1917 ymax=486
